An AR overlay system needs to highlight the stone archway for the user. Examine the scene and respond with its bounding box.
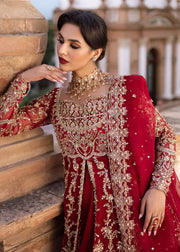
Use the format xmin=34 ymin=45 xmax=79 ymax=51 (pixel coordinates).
xmin=146 ymin=48 xmax=158 ymax=104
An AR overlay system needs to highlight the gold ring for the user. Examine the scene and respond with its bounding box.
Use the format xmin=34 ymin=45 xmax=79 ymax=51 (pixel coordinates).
xmin=151 ymin=217 xmax=159 ymax=227
xmin=47 ymin=66 xmax=55 ymax=71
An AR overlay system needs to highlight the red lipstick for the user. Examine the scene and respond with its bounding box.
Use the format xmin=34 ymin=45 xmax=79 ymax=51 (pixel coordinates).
xmin=59 ymin=57 xmax=69 ymax=64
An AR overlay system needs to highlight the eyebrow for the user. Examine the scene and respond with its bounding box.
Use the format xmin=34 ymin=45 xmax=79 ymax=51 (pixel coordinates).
xmin=58 ymin=32 xmax=81 ymax=44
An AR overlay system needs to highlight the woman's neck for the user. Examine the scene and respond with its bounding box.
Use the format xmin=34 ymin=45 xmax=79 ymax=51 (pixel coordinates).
xmin=73 ymin=62 xmax=97 ymax=78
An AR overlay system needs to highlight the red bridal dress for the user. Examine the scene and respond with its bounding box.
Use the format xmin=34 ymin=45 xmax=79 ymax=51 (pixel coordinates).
xmin=0 ymin=71 xmax=180 ymax=252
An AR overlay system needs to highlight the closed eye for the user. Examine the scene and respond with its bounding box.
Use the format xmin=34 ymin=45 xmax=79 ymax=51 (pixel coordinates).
xmin=71 ymin=44 xmax=79 ymax=49
xmin=57 ymin=38 xmax=64 ymax=44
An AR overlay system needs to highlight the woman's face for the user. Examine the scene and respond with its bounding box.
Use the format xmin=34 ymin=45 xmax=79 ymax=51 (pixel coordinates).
xmin=57 ymin=23 xmax=99 ymax=77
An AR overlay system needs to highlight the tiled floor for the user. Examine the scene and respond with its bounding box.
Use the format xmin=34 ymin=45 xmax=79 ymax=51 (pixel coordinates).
xmin=161 ymin=105 xmax=180 ymax=135
xmin=160 ymin=104 xmax=180 ymax=179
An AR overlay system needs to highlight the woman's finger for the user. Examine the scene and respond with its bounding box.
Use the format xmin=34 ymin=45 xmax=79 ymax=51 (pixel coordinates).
xmin=44 ymin=64 xmax=66 ymax=74
xmin=139 ymin=197 xmax=146 ymax=220
xmin=45 ymin=65 xmax=67 ymax=83
xmin=159 ymin=212 xmax=165 ymax=228
xmin=143 ymin=209 xmax=152 ymax=234
xmin=46 ymin=74 xmax=65 ymax=83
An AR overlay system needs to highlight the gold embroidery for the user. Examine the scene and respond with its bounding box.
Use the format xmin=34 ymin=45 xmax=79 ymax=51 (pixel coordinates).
xmin=67 ymin=68 xmax=110 ymax=99
xmin=62 ymin=159 xmax=86 ymax=252
xmin=93 ymin=157 xmax=122 ymax=251
xmin=107 ymin=76 xmax=136 ymax=251
xmin=54 ymin=95 xmax=108 ymax=159
xmin=151 ymin=108 xmax=176 ymax=194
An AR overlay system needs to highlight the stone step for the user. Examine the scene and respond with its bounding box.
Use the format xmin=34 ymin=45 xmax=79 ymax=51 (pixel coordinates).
xmin=0 ymin=152 xmax=64 ymax=203
xmin=0 ymin=134 xmax=54 ymax=168
xmin=0 ymin=181 xmax=64 ymax=252
xmin=0 ymin=128 xmax=44 ymax=147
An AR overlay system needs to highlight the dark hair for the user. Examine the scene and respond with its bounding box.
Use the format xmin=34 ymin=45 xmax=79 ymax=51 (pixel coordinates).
xmin=57 ymin=10 xmax=108 ymax=61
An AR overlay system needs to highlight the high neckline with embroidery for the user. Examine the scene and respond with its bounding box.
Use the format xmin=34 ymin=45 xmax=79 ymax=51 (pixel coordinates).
xmin=66 ymin=68 xmax=109 ymax=100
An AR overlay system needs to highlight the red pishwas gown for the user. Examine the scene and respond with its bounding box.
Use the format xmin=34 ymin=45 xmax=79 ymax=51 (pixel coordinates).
xmin=0 ymin=72 xmax=180 ymax=251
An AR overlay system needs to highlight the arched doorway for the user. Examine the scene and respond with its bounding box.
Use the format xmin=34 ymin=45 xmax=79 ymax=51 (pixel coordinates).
xmin=146 ymin=49 xmax=158 ymax=104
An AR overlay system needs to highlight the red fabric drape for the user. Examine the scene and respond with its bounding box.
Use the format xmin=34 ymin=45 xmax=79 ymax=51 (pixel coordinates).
xmin=107 ymin=75 xmax=180 ymax=251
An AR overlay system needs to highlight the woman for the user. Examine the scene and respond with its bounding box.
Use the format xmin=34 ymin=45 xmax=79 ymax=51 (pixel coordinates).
xmin=0 ymin=10 xmax=180 ymax=252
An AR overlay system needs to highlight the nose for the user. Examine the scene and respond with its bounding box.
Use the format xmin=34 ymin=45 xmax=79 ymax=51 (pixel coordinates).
xmin=57 ymin=42 xmax=68 ymax=56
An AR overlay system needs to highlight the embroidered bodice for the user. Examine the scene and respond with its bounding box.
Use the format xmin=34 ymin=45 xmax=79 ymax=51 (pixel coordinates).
xmin=0 ymin=74 xmax=176 ymax=195
xmin=53 ymin=96 xmax=107 ymax=159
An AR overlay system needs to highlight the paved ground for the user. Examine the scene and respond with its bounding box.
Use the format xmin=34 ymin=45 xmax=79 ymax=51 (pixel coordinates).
xmin=160 ymin=104 xmax=180 ymax=135
xmin=159 ymin=102 xmax=180 ymax=178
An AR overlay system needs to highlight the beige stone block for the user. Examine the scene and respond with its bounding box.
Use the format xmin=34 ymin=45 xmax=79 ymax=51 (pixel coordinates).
xmin=0 ymin=0 xmax=48 ymax=93
xmin=0 ymin=19 xmax=48 ymax=34
xmin=0 ymin=153 xmax=63 ymax=202
xmin=0 ymin=1 xmax=45 ymax=21
xmin=0 ymin=34 xmax=47 ymax=56
xmin=7 ymin=229 xmax=62 ymax=252
xmin=0 ymin=192 xmax=63 ymax=240
xmin=0 ymin=128 xmax=44 ymax=147
xmin=0 ymin=20 xmax=26 ymax=34
xmin=0 ymin=134 xmax=54 ymax=167
xmin=2 ymin=217 xmax=63 ymax=252
xmin=25 ymin=19 xmax=48 ymax=33
xmin=0 ymin=53 xmax=45 ymax=94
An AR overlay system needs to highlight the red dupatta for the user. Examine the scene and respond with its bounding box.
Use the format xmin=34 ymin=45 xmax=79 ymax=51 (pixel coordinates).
xmin=107 ymin=75 xmax=180 ymax=251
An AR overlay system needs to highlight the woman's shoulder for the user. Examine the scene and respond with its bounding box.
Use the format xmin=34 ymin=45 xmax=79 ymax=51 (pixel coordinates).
xmin=108 ymin=73 xmax=146 ymax=89
xmin=107 ymin=72 xmax=146 ymax=82
xmin=120 ymin=74 xmax=146 ymax=83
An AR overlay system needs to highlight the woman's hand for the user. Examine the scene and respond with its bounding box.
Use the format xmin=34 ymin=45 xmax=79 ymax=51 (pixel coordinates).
xmin=21 ymin=64 xmax=67 ymax=83
xmin=139 ymin=188 xmax=166 ymax=236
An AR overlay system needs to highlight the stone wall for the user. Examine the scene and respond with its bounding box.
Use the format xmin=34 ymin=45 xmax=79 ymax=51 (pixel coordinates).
xmin=0 ymin=0 xmax=48 ymax=94
xmin=0 ymin=1 xmax=64 ymax=251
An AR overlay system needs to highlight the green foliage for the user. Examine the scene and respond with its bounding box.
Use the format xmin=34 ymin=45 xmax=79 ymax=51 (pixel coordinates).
xmin=42 ymin=20 xmax=55 ymax=66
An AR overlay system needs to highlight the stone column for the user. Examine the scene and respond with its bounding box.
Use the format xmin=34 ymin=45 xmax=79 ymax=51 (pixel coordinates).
xmin=175 ymin=36 xmax=180 ymax=97
xmin=105 ymin=0 xmax=121 ymax=7
xmin=73 ymin=0 xmax=102 ymax=9
xmin=0 ymin=2 xmax=64 ymax=251
xmin=138 ymin=38 xmax=147 ymax=77
xmin=163 ymin=38 xmax=173 ymax=99
xmin=118 ymin=39 xmax=131 ymax=75
xmin=0 ymin=0 xmax=48 ymax=94
xmin=60 ymin=0 xmax=70 ymax=9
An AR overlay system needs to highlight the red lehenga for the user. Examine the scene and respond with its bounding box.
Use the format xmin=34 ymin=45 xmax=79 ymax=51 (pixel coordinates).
xmin=0 ymin=72 xmax=180 ymax=252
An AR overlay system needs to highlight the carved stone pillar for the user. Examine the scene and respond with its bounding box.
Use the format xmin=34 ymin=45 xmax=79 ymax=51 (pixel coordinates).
xmin=0 ymin=0 xmax=48 ymax=94
xmin=166 ymin=0 xmax=171 ymax=7
xmin=138 ymin=38 xmax=147 ymax=77
xmin=0 ymin=1 xmax=64 ymax=251
xmin=163 ymin=37 xmax=173 ymax=99
xmin=118 ymin=39 xmax=131 ymax=75
xmin=175 ymin=36 xmax=180 ymax=97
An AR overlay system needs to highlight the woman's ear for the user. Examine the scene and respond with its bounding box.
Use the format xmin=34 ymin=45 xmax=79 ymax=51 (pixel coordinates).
xmin=93 ymin=48 xmax=103 ymax=61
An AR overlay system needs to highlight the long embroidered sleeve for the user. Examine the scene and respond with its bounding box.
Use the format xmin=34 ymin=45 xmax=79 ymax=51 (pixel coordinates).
xmin=150 ymin=108 xmax=176 ymax=194
xmin=0 ymin=74 xmax=57 ymax=137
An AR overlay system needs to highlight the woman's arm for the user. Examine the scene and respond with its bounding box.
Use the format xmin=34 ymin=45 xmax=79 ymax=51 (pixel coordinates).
xmin=0 ymin=65 xmax=66 ymax=137
xmin=0 ymin=74 xmax=57 ymax=136
xmin=139 ymin=109 xmax=176 ymax=236
xmin=150 ymin=108 xmax=176 ymax=194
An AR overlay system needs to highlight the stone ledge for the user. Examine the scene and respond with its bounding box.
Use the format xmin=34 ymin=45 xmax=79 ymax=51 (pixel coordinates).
xmin=0 ymin=152 xmax=64 ymax=203
xmin=0 ymin=128 xmax=44 ymax=147
xmin=0 ymin=180 xmax=64 ymax=241
xmin=0 ymin=134 xmax=54 ymax=167
xmin=0 ymin=34 xmax=48 ymax=56
xmin=0 ymin=216 xmax=64 ymax=252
